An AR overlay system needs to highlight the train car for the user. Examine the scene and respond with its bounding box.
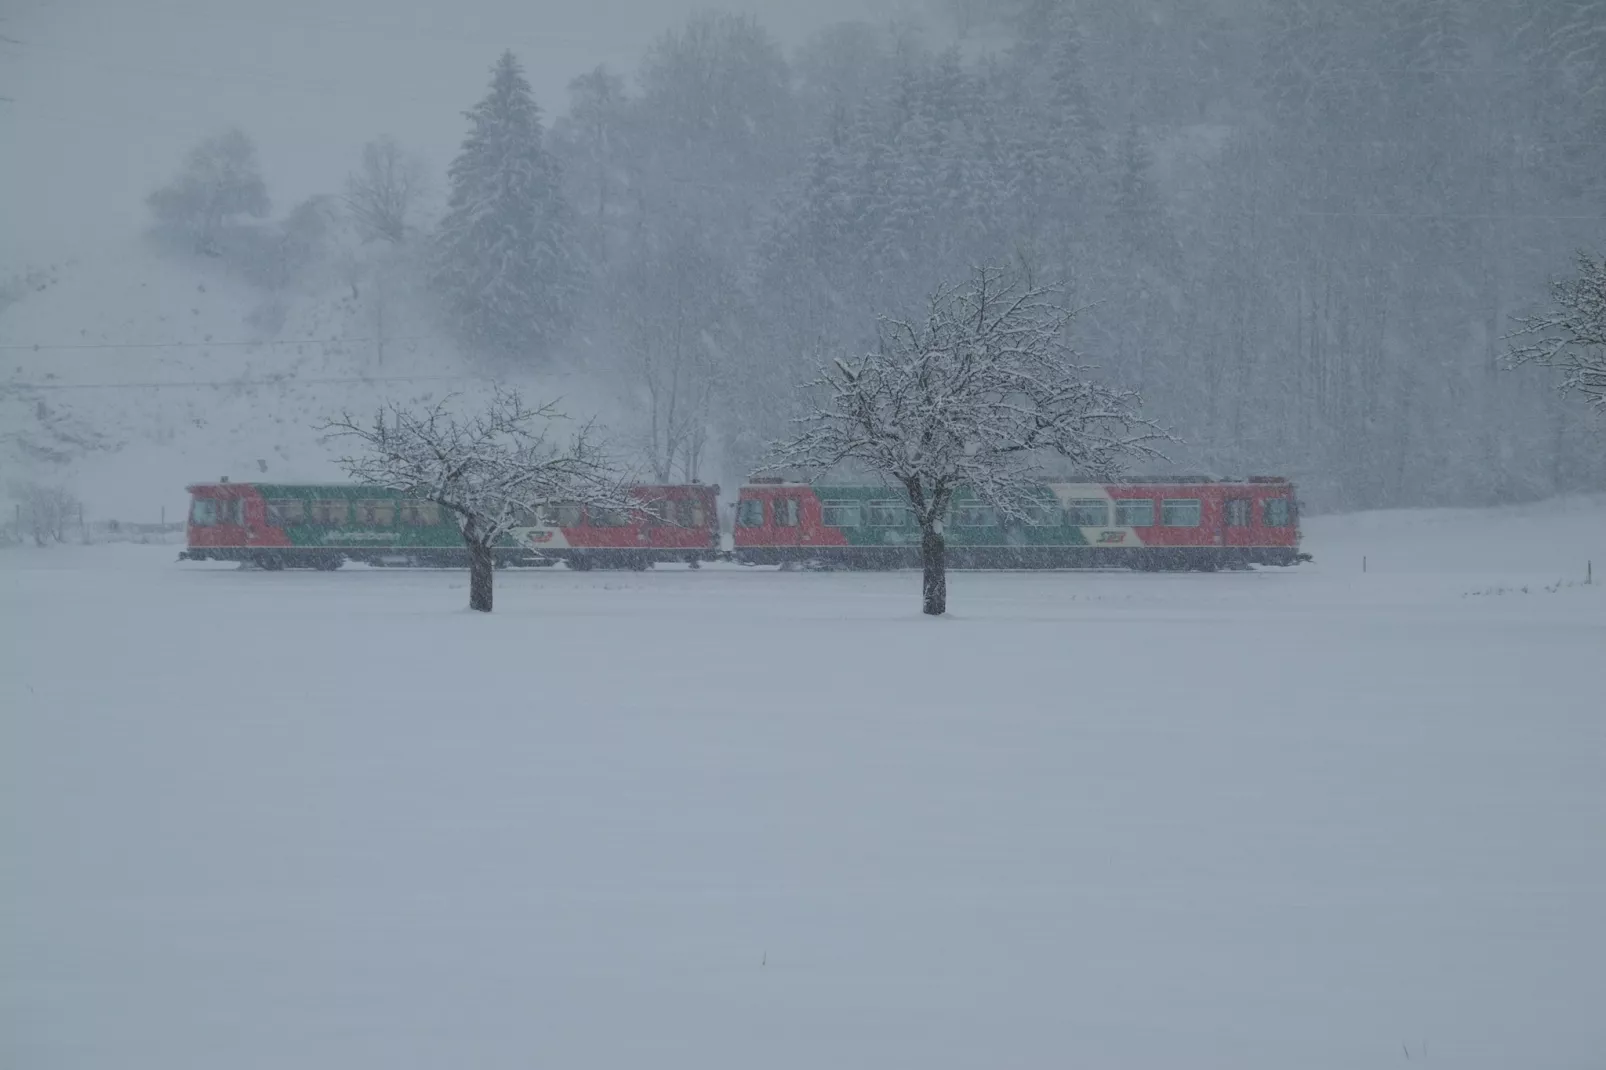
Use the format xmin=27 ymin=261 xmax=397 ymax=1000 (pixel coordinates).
xmin=732 ymin=477 xmax=1302 ymax=570
xmin=180 ymin=481 xmax=720 ymax=570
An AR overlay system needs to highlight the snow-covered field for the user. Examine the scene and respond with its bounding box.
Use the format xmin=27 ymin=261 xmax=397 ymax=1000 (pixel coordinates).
xmin=3 ymin=499 xmax=1603 ymax=1069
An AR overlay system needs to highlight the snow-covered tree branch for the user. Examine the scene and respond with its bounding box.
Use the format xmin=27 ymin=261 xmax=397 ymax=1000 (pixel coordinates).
xmin=768 ymin=265 xmax=1166 ymax=615
xmin=321 ymin=389 xmax=626 ymax=611
xmin=1508 ymin=250 xmax=1606 ymax=417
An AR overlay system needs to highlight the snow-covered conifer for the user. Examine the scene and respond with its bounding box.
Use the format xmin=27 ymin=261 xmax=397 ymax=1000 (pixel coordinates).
xmin=435 ymin=52 xmax=583 ymax=363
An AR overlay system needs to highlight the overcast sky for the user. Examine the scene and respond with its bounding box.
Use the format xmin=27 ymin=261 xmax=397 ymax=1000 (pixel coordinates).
xmin=0 ymin=0 xmax=905 ymax=271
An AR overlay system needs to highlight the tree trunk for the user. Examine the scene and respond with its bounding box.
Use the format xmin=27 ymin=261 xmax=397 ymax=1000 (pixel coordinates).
xmin=468 ymin=540 xmax=494 ymax=613
xmin=921 ymin=525 xmax=947 ymax=616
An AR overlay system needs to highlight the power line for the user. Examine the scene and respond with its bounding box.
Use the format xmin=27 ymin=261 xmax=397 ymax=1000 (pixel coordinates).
xmin=4 ymin=373 xmax=500 ymax=392
xmin=0 ymin=336 xmax=430 ymax=352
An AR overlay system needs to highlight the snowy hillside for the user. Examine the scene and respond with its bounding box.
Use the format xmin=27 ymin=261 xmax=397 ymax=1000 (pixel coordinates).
xmin=1302 ymin=492 xmax=1605 ymax=586
xmin=1 ymin=237 xmax=609 ymax=520
xmin=3 ymin=498 xmax=1602 ymax=1069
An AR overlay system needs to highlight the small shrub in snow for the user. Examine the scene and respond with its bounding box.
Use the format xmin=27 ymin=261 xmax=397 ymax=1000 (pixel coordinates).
xmin=7 ymin=481 xmax=80 ymax=546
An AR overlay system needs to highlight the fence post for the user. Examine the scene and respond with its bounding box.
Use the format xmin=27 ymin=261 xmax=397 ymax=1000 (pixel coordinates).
xmin=1363 ymin=555 xmax=1367 ymax=573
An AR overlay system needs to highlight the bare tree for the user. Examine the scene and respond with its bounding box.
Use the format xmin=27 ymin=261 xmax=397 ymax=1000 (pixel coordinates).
xmin=1508 ymin=250 xmax=1606 ymax=416
xmin=345 ymin=135 xmax=427 ymax=245
xmin=562 ymin=66 xmax=628 ymax=264
xmin=8 ymin=481 xmax=79 ymax=546
xmin=769 ymin=266 xmax=1164 ymax=615
xmin=146 ymin=128 xmax=270 ymax=255
xmin=616 ymin=224 xmax=733 ymax=482
xmin=322 ymin=390 xmax=624 ymax=612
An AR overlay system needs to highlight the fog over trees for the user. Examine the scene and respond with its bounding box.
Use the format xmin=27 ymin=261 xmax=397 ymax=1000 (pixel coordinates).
xmin=7 ymin=0 xmax=1601 ymax=513
xmin=541 ymin=0 xmax=1606 ymax=509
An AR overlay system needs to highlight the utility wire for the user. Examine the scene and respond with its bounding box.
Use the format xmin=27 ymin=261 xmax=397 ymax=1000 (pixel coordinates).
xmin=3 ymin=373 xmax=500 ymax=392
xmin=0 ymin=336 xmax=428 ymax=352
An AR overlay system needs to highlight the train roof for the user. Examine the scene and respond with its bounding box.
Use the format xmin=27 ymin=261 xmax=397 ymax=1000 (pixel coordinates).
xmin=187 ymin=480 xmax=720 ymax=493
xmin=740 ymin=476 xmax=1291 ymax=488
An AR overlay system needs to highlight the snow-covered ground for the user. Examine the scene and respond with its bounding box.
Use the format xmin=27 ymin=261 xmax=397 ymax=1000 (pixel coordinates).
xmin=2 ymin=498 xmax=1602 ymax=1069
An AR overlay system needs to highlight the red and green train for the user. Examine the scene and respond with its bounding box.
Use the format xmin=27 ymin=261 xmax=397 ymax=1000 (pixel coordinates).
xmin=183 ymin=476 xmax=1302 ymax=572
xmin=731 ymin=478 xmax=1302 ymax=570
xmin=180 ymin=481 xmax=720 ymax=570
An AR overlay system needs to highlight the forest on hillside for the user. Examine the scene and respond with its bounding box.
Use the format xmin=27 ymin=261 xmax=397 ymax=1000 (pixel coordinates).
xmin=109 ymin=0 xmax=1606 ymax=510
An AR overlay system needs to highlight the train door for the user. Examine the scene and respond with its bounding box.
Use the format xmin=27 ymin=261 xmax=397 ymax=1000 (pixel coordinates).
xmin=772 ymin=492 xmax=804 ymax=552
xmin=1222 ymin=495 xmax=1254 ymax=546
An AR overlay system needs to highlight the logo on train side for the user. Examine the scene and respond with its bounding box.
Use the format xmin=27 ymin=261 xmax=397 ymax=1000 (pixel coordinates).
xmin=525 ymin=530 xmax=554 ymax=543
xmin=1097 ymin=530 xmax=1126 ymax=543
xmin=322 ymin=531 xmax=393 ymax=542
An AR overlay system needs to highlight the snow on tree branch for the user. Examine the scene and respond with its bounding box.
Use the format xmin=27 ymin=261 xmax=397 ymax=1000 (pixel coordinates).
xmin=771 ymin=265 xmax=1167 ymax=520
xmin=767 ymin=265 xmax=1168 ymax=614
xmin=322 ymin=388 xmax=625 ymax=544
xmin=1507 ymin=250 xmax=1606 ymax=416
xmin=320 ymin=389 xmax=628 ymax=611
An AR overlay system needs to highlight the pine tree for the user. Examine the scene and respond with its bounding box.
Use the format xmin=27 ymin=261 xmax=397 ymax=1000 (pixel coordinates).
xmin=1114 ymin=118 xmax=1171 ymax=264
xmin=435 ymin=51 xmax=583 ymax=363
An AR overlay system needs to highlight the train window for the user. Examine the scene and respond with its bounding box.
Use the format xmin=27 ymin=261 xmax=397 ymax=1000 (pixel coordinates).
xmin=1263 ymin=498 xmax=1292 ymax=527
xmin=401 ymin=500 xmax=442 ymax=526
xmin=736 ymin=499 xmax=765 ymax=527
xmin=952 ymin=501 xmax=999 ymax=527
xmin=357 ymin=500 xmax=396 ymax=526
xmin=588 ymin=505 xmax=631 ymax=527
xmin=1162 ymin=499 xmax=1202 ymax=527
xmin=267 ymin=498 xmax=305 ymax=526
xmin=1020 ymin=500 xmax=1059 ymax=526
xmin=865 ymin=500 xmax=906 ymax=526
xmin=687 ymin=501 xmax=707 ymax=528
xmin=1224 ymin=498 xmax=1251 ymax=527
xmin=311 ymin=500 xmax=350 ymax=525
xmin=773 ymin=497 xmax=800 ymax=527
xmin=822 ymin=500 xmax=861 ymax=527
xmin=190 ymin=498 xmax=218 ymax=526
xmin=1064 ymin=499 xmax=1109 ymax=527
xmin=1114 ymin=499 xmax=1155 ymax=527
xmin=541 ymin=502 xmax=582 ymax=528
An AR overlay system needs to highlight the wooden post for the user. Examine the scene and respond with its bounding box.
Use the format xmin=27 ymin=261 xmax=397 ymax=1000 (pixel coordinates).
xmin=1363 ymin=555 xmax=1367 ymax=573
